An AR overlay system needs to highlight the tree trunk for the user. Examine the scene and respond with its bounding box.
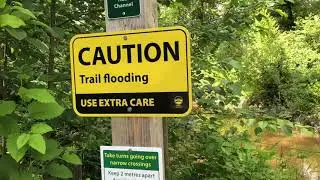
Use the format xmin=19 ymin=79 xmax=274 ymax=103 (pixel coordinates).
xmin=284 ymin=0 xmax=296 ymax=30
xmin=0 ymin=36 xmax=7 ymax=156
xmin=73 ymin=165 xmax=82 ymax=180
xmin=1 ymin=38 xmax=8 ymax=100
xmin=107 ymin=1 xmax=166 ymax=179
xmin=48 ymin=0 xmax=56 ymax=89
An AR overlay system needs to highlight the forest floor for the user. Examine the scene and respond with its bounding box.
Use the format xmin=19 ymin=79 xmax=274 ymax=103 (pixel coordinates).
xmin=262 ymin=132 xmax=320 ymax=179
xmin=219 ymin=118 xmax=320 ymax=179
xmin=220 ymin=117 xmax=320 ymax=180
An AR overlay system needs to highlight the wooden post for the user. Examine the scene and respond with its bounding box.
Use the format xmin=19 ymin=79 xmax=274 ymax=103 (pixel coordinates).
xmin=105 ymin=0 xmax=165 ymax=178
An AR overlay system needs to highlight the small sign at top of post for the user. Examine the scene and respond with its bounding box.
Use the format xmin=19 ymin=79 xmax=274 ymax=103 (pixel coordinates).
xmin=106 ymin=0 xmax=140 ymax=19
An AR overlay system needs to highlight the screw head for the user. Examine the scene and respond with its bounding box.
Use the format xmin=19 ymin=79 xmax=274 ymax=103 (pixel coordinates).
xmin=127 ymin=107 xmax=132 ymax=112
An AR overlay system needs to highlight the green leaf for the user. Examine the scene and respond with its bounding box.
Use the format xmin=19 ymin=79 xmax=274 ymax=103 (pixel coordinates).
xmin=26 ymin=38 xmax=49 ymax=53
xmin=267 ymin=124 xmax=277 ymax=132
xmin=52 ymin=27 xmax=65 ymax=38
xmin=28 ymin=102 xmax=64 ymax=120
xmin=254 ymin=127 xmax=263 ymax=135
xmin=22 ymin=0 xmax=33 ymax=9
xmin=9 ymin=171 xmax=33 ymax=180
xmin=31 ymin=123 xmax=53 ymax=134
xmin=12 ymin=6 xmax=36 ymax=19
xmin=5 ymin=27 xmax=27 ymax=40
xmin=7 ymin=134 xmax=28 ymax=162
xmin=228 ymin=84 xmax=242 ymax=95
xmin=0 ymin=0 xmax=6 ymax=8
xmin=32 ymin=139 xmax=62 ymax=161
xmin=0 ymin=101 xmax=16 ymax=116
xmin=301 ymin=128 xmax=314 ymax=136
xmin=11 ymin=11 xmax=30 ymax=22
xmin=62 ymin=153 xmax=82 ymax=165
xmin=46 ymin=163 xmax=73 ymax=179
xmin=258 ymin=121 xmax=268 ymax=130
xmin=29 ymin=89 xmax=56 ymax=103
xmin=247 ymin=119 xmax=256 ymax=126
xmin=18 ymin=87 xmax=56 ymax=103
xmin=11 ymin=1 xmax=22 ymax=6
xmin=281 ymin=124 xmax=292 ymax=136
xmin=18 ymin=87 xmax=32 ymax=102
xmin=17 ymin=133 xmax=30 ymax=149
xmin=29 ymin=134 xmax=46 ymax=154
xmin=286 ymin=0 xmax=295 ymax=3
xmin=0 ymin=116 xmax=19 ymax=136
xmin=0 ymin=14 xmax=25 ymax=28
xmin=0 ymin=155 xmax=18 ymax=179
xmin=30 ymin=20 xmax=60 ymax=38
xmin=228 ymin=60 xmax=243 ymax=70
xmin=275 ymin=9 xmax=288 ymax=18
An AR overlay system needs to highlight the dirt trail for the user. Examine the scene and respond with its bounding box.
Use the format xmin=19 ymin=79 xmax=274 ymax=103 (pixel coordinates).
xmin=262 ymin=133 xmax=320 ymax=179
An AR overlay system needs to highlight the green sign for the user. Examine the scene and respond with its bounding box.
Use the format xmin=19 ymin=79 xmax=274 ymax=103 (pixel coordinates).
xmin=104 ymin=150 xmax=159 ymax=170
xmin=100 ymin=146 xmax=164 ymax=180
xmin=106 ymin=0 xmax=140 ymax=19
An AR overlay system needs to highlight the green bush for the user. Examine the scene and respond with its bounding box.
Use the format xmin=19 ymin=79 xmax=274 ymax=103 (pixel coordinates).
xmin=167 ymin=115 xmax=294 ymax=180
xmin=242 ymin=12 xmax=320 ymax=125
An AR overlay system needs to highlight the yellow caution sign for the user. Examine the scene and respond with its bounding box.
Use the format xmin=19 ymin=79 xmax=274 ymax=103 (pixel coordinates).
xmin=70 ymin=26 xmax=192 ymax=117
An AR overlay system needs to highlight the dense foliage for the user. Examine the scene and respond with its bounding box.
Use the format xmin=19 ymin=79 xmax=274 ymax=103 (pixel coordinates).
xmin=0 ymin=0 xmax=319 ymax=179
xmin=160 ymin=0 xmax=320 ymax=179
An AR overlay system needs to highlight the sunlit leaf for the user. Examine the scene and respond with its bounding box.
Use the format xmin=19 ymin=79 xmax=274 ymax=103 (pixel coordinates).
xmin=275 ymin=9 xmax=288 ymax=18
xmin=29 ymin=134 xmax=46 ymax=154
xmin=31 ymin=123 xmax=53 ymax=134
xmin=258 ymin=121 xmax=268 ymax=130
xmin=0 ymin=14 xmax=25 ymax=28
xmin=62 ymin=152 xmax=82 ymax=165
xmin=247 ymin=119 xmax=256 ymax=126
xmin=17 ymin=133 xmax=30 ymax=149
